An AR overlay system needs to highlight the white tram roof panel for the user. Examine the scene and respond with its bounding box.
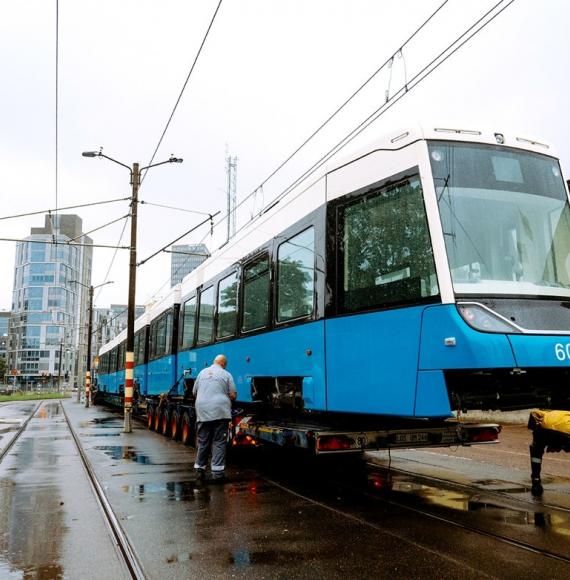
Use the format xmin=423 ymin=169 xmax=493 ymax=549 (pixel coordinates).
xmin=178 ymin=122 xmax=560 ymax=298
xmin=326 ymin=122 xmax=558 ymax=175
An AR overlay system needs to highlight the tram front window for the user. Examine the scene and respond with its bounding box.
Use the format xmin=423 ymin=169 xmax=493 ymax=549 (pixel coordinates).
xmin=429 ymin=141 xmax=570 ymax=298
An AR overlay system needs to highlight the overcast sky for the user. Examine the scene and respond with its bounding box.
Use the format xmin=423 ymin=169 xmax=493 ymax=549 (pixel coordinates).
xmin=1 ymin=0 xmax=569 ymax=312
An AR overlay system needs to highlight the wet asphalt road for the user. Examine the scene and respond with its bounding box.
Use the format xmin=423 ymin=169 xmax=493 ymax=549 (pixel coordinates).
xmin=1 ymin=399 xmax=570 ymax=579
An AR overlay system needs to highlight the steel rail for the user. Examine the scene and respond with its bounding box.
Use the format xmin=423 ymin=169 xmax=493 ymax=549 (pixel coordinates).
xmin=263 ymin=462 xmax=570 ymax=567
xmin=0 ymin=402 xmax=42 ymax=464
xmin=365 ymin=459 xmax=570 ymax=516
xmin=60 ymin=402 xmax=146 ymax=580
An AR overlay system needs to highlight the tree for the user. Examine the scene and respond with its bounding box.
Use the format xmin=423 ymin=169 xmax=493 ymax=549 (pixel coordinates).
xmin=0 ymin=357 xmax=6 ymax=383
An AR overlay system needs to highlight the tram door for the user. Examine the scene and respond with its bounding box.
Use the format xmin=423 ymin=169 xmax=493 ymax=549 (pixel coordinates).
xmin=325 ymin=175 xmax=439 ymax=416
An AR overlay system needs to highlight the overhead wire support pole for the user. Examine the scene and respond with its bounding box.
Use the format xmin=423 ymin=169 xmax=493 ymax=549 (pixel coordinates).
xmin=81 ymin=150 xmax=183 ymax=432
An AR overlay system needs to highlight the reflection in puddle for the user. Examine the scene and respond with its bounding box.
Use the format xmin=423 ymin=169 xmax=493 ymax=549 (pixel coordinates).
xmin=81 ymin=433 xmax=121 ymax=437
xmin=367 ymin=467 xmax=570 ymax=537
xmin=94 ymin=446 xmax=152 ymax=463
xmin=229 ymin=549 xmax=308 ymax=567
xmin=122 ymin=481 xmax=199 ymax=502
xmin=79 ymin=416 xmax=122 ymax=428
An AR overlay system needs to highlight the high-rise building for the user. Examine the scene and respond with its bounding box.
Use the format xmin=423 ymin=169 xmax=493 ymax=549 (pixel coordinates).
xmin=0 ymin=311 xmax=9 ymax=361
xmin=170 ymin=244 xmax=209 ymax=287
xmin=8 ymin=215 xmax=92 ymax=388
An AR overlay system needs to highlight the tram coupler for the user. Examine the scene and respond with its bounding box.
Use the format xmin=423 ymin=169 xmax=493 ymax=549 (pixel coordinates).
xmin=528 ymin=410 xmax=570 ymax=497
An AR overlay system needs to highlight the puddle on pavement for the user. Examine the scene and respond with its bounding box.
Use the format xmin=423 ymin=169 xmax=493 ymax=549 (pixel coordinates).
xmin=229 ymin=549 xmax=309 ymax=567
xmin=121 ymin=481 xmax=199 ymax=502
xmin=81 ymin=432 xmax=121 ymax=437
xmin=79 ymin=416 xmax=122 ymax=428
xmin=367 ymin=469 xmax=570 ymax=536
xmin=0 ymin=468 xmax=66 ymax=578
xmin=94 ymin=445 xmax=152 ymax=463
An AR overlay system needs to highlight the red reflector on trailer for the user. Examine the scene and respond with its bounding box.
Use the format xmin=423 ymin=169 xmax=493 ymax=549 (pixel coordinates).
xmin=317 ymin=435 xmax=352 ymax=451
xmin=468 ymin=426 xmax=500 ymax=443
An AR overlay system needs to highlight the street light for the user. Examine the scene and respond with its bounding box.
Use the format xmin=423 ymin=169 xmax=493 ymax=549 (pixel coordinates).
xmin=82 ymin=149 xmax=183 ymax=432
xmin=70 ymin=279 xmax=113 ymax=407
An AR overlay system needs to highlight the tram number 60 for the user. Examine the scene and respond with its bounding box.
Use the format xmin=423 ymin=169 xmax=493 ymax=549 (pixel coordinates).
xmin=554 ymin=343 xmax=570 ymax=361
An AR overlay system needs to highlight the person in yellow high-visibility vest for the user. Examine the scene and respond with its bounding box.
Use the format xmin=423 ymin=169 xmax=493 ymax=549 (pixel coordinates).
xmin=528 ymin=410 xmax=570 ymax=496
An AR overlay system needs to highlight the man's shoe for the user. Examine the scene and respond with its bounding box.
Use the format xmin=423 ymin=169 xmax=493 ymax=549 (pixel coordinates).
xmin=209 ymin=475 xmax=228 ymax=485
xmin=194 ymin=468 xmax=206 ymax=481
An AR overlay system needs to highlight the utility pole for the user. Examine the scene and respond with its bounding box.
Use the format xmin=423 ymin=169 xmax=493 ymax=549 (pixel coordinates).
xmin=85 ymin=284 xmax=94 ymax=408
xmin=82 ymin=149 xmax=182 ymax=432
xmin=226 ymin=154 xmax=238 ymax=241
xmin=124 ymin=163 xmax=140 ymax=431
xmin=58 ymin=339 xmax=64 ymax=393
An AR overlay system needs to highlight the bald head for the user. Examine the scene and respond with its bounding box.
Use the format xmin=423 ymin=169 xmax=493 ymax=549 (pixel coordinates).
xmin=213 ymin=354 xmax=227 ymax=369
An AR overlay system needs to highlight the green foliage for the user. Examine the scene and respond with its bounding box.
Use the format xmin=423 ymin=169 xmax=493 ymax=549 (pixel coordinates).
xmin=0 ymin=357 xmax=6 ymax=382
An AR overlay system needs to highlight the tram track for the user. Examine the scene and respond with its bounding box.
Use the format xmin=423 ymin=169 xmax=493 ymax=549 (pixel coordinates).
xmin=60 ymin=402 xmax=146 ymax=580
xmin=364 ymin=459 xmax=570 ymax=516
xmin=257 ymin=455 xmax=570 ymax=568
xmin=0 ymin=401 xmax=41 ymax=464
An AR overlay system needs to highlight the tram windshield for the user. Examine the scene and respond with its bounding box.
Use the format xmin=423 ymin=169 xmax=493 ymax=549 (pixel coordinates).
xmin=429 ymin=141 xmax=570 ymax=298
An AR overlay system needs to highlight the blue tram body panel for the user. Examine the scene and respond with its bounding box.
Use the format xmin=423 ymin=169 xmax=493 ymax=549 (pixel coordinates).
xmin=418 ymin=305 xmax=516 ymax=370
xmin=325 ymin=306 xmax=426 ymax=416
xmin=135 ymin=364 xmax=147 ymax=395
xmin=146 ymin=355 xmax=177 ymax=396
xmin=176 ymin=321 xmax=327 ymax=411
xmin=507 ymin=334 xmax=570 ymax=368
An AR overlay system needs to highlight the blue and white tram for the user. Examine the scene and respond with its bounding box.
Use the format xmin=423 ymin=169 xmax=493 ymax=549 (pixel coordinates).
xmin=100 ymin=124 xmax=570 ymax=428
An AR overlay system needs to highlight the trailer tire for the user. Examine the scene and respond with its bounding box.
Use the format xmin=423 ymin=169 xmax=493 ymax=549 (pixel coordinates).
xmin=154 ymin=408 xmax=161 ymax=432
xmin=147 ymin=406 xmax=155 ymax=431
xmin=170 ymin=412 xmax=180 ymax=440
xmin=181 ymin=412 xmax=195 ymax=447
xmin=160 ymin=409 xmax=170 ymax=436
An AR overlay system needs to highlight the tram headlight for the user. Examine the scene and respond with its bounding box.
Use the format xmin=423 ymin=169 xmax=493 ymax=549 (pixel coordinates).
xmin=457 ymin=303 xmax=521 ymax=334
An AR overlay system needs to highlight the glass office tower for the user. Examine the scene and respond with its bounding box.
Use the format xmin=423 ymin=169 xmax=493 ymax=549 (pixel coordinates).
xmin=8 ymin=215 xmax=92 ymax=388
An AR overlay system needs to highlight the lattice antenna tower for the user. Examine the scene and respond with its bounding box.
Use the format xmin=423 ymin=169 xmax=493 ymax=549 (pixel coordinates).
xmin=226 ymin=153 xmax=238 ymax=240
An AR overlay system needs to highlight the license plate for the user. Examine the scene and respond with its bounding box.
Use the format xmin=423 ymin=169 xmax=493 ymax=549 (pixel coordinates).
xmin=395 ymin=432 xmax=429 ymax=444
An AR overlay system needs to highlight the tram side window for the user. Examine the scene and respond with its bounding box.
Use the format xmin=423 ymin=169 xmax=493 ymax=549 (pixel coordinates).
xmin=197 ymin=286 xmax=214 ymax=344
xmin=117 ymin=343 xmax=125 ymax=370
xmin=181 ymin=297 xmax=196 ymax=349
xmin=155 ymin=316 xmax=167 ymax=358
xmin=139 ymin=327 xmax=147 ymax=363
xmin=277 ymin=227 xmax=315 ymax=322
xmin=217 ymin=272 xmax=238 ymax=339
xmin=134 ymin=334 xmax=140 ymax=365
xmin=242 ymin=255 xmax=270 ymax=332
xmin=164 ymin=312 xmax=173 ymax=355
xmin=149 ymin=322 xmax=158 ymax=359
xmin=109 ymin=349 xmax=116 ymax=373
xmin=338 ymin=177 xmax=439 ymax=313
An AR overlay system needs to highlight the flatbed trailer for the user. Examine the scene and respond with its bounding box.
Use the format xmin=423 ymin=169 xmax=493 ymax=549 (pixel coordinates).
xmin=95 ymin=390 xmax=501 ymax=455
xmin=233 ymin=415 xmax=501 ymax=454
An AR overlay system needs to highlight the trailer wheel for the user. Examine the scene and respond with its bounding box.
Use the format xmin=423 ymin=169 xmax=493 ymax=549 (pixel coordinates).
xmin=147 ymin=406 xmax=155 ymax=431
xmin=154 ymin=408 xmax=161 ymax=432
xmin=161 ymin=410 xmax=170 ymax=436
xmin=181 ymin=412 xmax=195 ymax=447
xmin=170 ymin=412 xmax=180 ymax=440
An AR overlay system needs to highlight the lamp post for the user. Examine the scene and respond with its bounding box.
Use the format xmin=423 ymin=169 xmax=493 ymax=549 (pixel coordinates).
xmin=82 ymin=150 xmax=183 ymax=432
xmin=71 ymin=279 xmax=113 ymax=407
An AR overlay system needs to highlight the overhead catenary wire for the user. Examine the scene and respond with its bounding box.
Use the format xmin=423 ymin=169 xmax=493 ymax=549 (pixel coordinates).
xmin=95 ymin=215 xmax=130 ymax=302
xmin=0 ymin=197 xmax=131 ymax=222
xmin=0 ymin=238 xmax=130 ymax=249
xmin=137 ymin=211 xmax=219 ymax=267
xmin=139 ymin=200 xmax=212 ymax=217
xmin=249 ymin=0 xmax=450 ymax=196
xmin=207 ymin=0 xmax=517 ymax=243
xmin=143 ymin=0 xmax=515 ymax=306
xmin=141 ymin=0 xmax=224 ymax=186
xmin=67 ymin=214 xmax=131 ymax=243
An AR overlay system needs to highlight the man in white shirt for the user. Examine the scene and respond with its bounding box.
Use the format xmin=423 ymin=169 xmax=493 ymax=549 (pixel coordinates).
xmin=192 ymin=354 xmax=237 ymax=482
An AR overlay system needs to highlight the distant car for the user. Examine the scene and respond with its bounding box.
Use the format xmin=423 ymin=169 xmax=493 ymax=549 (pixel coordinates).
xmin=72 ymin=386 xmax=78 ymax=393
